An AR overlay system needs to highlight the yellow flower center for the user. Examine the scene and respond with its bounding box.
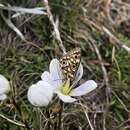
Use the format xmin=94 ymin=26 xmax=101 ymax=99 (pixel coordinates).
xmin=60 ymin=79 xmax=72 ymax=95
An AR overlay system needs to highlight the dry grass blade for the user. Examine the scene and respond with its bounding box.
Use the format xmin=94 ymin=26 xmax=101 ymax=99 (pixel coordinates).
xmin=0 ymin=113 xmax=25 ymax=127
xmin=0 ymin=11 xmax=26 ymax=41
xmin=0 ymin=4 xmax=47 ymax=15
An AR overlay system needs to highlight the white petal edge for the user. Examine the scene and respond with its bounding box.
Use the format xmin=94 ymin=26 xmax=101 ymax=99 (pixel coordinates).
xmin=0 ymin=74 xmax=10 ymax=94
xmin=27 ymin=81 xmax=54 ymax=107
xmin=37 ymin=80 xmax=54 ymax=93
xmin=0 ymin=94 xmax=7 ymax=100
xmin=56 ymin=91 xmax=76 ymax=103
xmin=28 ymin=84 xmax=50 ymax=107
xmin=41 ymin=71 xmax=52 ymax=84
xmin=49 ymin=59 xmax=63 ymax=87
xmin=72 ymin=63 xmax=83 ymax=87
xmin=70 ymin=80 xmax=97 ymax=97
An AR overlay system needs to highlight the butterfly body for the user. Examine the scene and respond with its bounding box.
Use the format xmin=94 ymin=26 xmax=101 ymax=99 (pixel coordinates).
xmin=59 ymin=48 xmax=81 ymax=82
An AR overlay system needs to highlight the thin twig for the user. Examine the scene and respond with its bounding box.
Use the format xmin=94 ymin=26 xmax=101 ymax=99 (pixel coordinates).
xmin=0 ymin=113 xmax=25 ymax=127
xmin=43 ymin=0 xmax=66 ymax=54
xmin=84 ymin=111 xmax=94 ymax=130
xmin=79 ymin=103 xmax=94 ymax=130
xmin=91 ymin=42 xmax=109 ymax=88
xmin=90 ymin=41 xmax=111 ymax=130
xmin=82 ymin=17 xmax=130 ymax=53
xmin=102 ymin=26 xmax=130 ymax=53
xmin=112 ymin=119 xmax=130 ymax=130
xmin=112 ymin=91 xmax=130 ymax=113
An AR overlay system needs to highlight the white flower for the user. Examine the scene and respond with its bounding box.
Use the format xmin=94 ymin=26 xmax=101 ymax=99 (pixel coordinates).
xmin=41 ymin=59 xmax=97 ymax=103
xmin=0 ymin=74 xmax=10 ymax=100
xmin=27 ymin=80 xmax=53 ymax=107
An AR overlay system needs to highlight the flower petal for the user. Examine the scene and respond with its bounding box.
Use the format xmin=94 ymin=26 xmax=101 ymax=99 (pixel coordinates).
xmin=72 ymin=63 xmax=83 ymax=87
xmin=27 ymin=81 xmax=53 ymax=107
xmin=0 ymin=94 xmax=7 ymax=101
xmin=49 ymin=59 xmax=63 ymax=87
xmin=70 ymin=80 xmax=97 ymax=96
xmin=37 ymin=80 xmax=54 ymax=93
xmin=0 ymin=74 xmax=10 ymax=94
xmin=56 ymin=91 xmax=76 ymax=103
xmin=41 ymin=71 xmax=52 ymax=83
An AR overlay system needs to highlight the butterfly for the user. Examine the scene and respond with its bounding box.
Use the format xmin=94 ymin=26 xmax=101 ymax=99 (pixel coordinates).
xmin=59 ymin=47 xmax=81 ymax=82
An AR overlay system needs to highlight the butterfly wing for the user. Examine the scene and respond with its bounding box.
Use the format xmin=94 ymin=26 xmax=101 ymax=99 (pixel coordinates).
xmin=60 ymin=48 xmax=81 ymax=81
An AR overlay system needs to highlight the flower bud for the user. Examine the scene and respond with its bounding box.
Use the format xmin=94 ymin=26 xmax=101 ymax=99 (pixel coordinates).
xmin=27 ymin=81 xmax=53 ymax=107
xmin=0 ymin=74 xmax=10 ymax=100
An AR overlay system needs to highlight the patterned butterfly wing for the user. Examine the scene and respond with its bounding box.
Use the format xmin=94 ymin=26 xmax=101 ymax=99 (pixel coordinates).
xmin=59 ymin=48 xmax=81 ymax=82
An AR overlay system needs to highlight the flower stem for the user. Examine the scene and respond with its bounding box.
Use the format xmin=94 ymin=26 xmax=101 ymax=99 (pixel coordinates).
xmin=57 ymin=101 xmax=63 ymax=130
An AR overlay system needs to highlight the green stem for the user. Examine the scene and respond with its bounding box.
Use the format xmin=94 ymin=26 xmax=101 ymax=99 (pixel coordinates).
xmin=12 ymin=97 xmax=31 ymax=130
